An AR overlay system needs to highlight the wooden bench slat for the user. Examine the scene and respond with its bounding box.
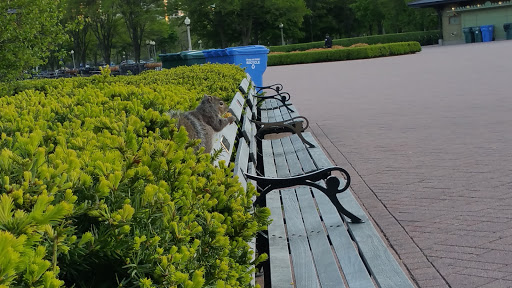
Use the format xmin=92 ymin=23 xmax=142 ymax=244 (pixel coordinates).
xmin=239 ymin=78 xmax=250 ymax=94
xmin=248 ymin=158 xmax=257 ymax=287
xmin=338 ymin=186 xmax=415 ymax=288
xmin=229 ymin=92 xmax=245 ymax=122
xmin=295 ymin=187 xmax=346 ymax=288
xmin=289 ymin=135 xmax=316 ymax=173
xmin=212 ymin=123 xmax=238 ymax=165
xmin=250 ymin=122 xmax=257 ymax=164
xmin=242 ymin=107 xmax=253 ymax=142
xmin=263 ymin=139 xmax=295 ymax=287
xmin=302 ymin=133 xmax=332 ymax=169
xmin=262 ymin=140 xmax=277 ymax=178
xmin=234 ymin=138 xmax=250 ymax=189
xmin=281 ymin=189 xmax=320 ymax=288
xmin=267 ymin=190 xmax=295 ymax=288
xmin=280 ymin=137 xmax=303 ymax=177
xmin=271 ymin=139 xmax=290 ymax=178
xmin=313 ymin=188 xmax=376 ymax=288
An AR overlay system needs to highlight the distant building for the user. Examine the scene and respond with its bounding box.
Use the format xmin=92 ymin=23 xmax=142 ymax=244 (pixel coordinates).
xmin=408 ymin=0 xmax=512 ymax=44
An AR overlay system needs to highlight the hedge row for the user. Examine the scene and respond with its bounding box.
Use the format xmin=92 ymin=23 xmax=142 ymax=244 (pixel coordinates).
xmin=267 ymin=42 xmax=422 ymax=66
xmin=269 ymin=30 xmax=439 ymax=53
xmin=0 ymin=65 xmax=270 ymax=288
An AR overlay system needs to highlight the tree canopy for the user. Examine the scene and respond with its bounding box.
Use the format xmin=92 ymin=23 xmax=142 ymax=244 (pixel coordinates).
xmin=0 ymin=0 xmax=67 ymax=81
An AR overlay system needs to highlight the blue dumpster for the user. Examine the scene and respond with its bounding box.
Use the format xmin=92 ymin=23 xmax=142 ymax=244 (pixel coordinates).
xmin=225 ymin=45 xmax=269 ymax=87
xmin=203 ymin=49 xmax=226 ymax=64
xmin=215 ymin=49 xmax=230 ymax=64
xmin=203 ymin=49 xmax=217 ymax=63
xmin=480 ymin=25 xmax=494 ymax=42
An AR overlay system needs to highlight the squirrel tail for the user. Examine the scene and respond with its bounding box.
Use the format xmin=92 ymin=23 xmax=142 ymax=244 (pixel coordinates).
xmin=165 ymin=109 xmax=182 ymax=119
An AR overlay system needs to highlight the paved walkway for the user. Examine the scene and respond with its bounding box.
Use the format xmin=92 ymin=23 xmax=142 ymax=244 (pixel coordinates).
xmin=263 ymin=40 xmax=512 ymax=288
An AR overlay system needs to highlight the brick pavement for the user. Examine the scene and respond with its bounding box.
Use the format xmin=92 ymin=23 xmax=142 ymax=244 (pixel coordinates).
xmin=263 ymin=40 xmax=512 ymax=288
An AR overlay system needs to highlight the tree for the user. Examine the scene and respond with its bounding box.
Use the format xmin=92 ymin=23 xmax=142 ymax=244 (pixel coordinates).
xmin=177 ymin=0 xmax=308 ymax=48
xmin=0 ymin=0 xmax=67 ymax=81
xmin=349 ymin=0 xmax=385 ymax=35
xmin=145 ymin=18 xmax=178 ymax=55
xmin=254 ymin=0 xmax=309 ymax=45
xmin=118 ymin=0 xmax=165 ymax=64
xmin=88 ymin=0 xmax=120 ymax=65
xmin=63 ymin=0 xmax=90 ymax=68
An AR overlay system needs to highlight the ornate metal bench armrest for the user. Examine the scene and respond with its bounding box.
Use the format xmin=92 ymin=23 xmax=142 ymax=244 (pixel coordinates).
xmin=245 ymin=167 xmax=363 ymax=223
xmin=255 ymin=92 xmax=293 ymax=112
xmin=256 ymin=83 xmax=284 ymax=94
xmin=251 ymin=116 xmax=314 ymax=148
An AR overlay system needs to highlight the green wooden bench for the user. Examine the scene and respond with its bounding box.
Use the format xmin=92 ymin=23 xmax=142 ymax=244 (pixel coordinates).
xmin=212 ymin=74 xmax=415 ymax=288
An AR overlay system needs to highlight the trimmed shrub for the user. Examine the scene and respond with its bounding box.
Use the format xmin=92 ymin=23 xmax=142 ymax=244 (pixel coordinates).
xmin=269 ymin=30 xmax=439 ymax=53
xmin=268 ymin=42 xmax=422 ymax=66
xmin=0 ymin=64 xmax=270 ymax=288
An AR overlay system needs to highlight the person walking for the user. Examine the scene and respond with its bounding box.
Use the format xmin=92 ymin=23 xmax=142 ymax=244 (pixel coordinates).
xmin=324 ymin=34 xmax=333 ymax=48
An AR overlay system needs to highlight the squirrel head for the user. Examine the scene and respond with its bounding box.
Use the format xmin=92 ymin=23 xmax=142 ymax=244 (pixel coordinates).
xmin=202 ymin=94 xmax=229 ymax=115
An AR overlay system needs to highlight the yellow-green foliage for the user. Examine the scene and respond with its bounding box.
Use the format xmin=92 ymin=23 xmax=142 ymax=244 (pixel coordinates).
xmin=0 ymin=64 xmax=270 ymax=287
xmin=268 ymin=42 xmax=422 ymax=66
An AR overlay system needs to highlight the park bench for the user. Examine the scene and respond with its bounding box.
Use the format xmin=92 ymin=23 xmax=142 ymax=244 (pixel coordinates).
xmin=211 ymin=74 xmax=415 ymax=288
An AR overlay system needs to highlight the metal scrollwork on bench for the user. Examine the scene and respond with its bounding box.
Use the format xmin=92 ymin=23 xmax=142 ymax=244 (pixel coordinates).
xmin=256 ymin=92 xmax=294 ymax=113
xmin=256 ymin=83 xmax=284 ymax=94
xmin=245 ymin=167 xmax=364 ymax=223
xmin=251 ymin=116 xmax=315 ymax=148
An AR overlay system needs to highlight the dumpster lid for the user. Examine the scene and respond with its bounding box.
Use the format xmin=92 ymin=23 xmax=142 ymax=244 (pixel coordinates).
xmin=225 ymin=45 xmax=269 ymax=55
xmin=159 ymin=53 xmax=182 ymax=60
xmin=180 ymin=50 xmax=205 ymax=59
xmin=202 ymin=49 xmax=223 ymax=57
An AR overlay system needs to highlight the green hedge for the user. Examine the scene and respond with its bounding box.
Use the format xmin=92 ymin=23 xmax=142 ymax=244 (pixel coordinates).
xmin=268 ymin=42 xmax=422 ymax=66
xmin=269 ymin=30 xmax=439 ymax=53
xmin=0 ymin=64 xmax=270 ymax=288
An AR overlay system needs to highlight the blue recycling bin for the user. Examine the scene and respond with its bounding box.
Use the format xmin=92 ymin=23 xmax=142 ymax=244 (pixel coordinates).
xmin=215 ymin=49 xmax=230 ymax=64
xmin=203 ymin=49 xmax=219 ymax=63
xmin=225 ymin=45 xmax=269 ymax=87
xmin=480 ymin=25 xmax=494 ymax=42
xmin=203 ymin=49 xmax=230 ymax=64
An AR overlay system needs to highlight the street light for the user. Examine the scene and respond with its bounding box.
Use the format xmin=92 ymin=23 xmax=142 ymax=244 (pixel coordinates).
xmin=70 ymin=50 xmax=76 ymax=69
xmin=184 ymin=17 xmax=192 ymax=51
xmin=146 ymin=40 xmax=151 ymax=60
xmin=146 ymin=40 xmax=156 ymax=60
xmin=151 ymin=41 xmax=156 ymax=60
xmin=279 ymin=23 xmax=285 ymax=45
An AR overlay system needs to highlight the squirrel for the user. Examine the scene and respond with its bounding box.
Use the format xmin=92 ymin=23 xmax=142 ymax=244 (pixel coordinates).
xmin=168 ymin=95 xmax=236 ymax=153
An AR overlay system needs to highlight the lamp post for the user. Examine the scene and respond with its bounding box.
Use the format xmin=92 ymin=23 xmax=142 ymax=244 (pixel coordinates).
xmin=145 ymin=40 xmax=156 ymax=60
xmin=184 ymin=17 xmax=192 ymax=51
xmin=279 ymin=23 xmax=285 ymax=45
xmin=146 ymin=40 xmax=151 ymax=60
xmin=151 ymin=41 xmax=156 ymax=60
xmin=70 ymin=50 xmax=76 ymax=69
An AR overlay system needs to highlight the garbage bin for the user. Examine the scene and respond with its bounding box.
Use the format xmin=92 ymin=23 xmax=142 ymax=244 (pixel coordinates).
xmin=472 ymin=26 xmax=483 ymax=42
xmin=159 ymin=53 xmax=184 ymax=69
xmin=504 ymin=23 xmax=512 ymax=40
xmin=180 ymin=50 xmax=206 ymax=66
xmin=462 ymin=27 xmax=474 ymax=43
xmin=225 ymin=45 xmax=269 ymax=87
xmin=480 ymin=25 xmax=494 ymax=42
xmin=203 ymin=49 xmax=221 ymax=63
